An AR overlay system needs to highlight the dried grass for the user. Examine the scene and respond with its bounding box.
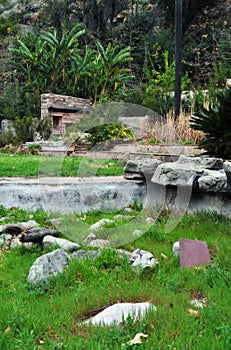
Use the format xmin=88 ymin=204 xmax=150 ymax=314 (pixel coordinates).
xmin=149 ymin=111 xmax=204 ymax=145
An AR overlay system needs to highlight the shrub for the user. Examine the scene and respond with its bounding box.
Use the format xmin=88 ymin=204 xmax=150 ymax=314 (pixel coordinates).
xmin=190 ymin=87 xmax=231 ymax=158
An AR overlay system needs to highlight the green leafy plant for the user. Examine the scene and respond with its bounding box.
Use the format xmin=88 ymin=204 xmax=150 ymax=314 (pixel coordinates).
xmin=190 ymin=87 xmax=231 ymax=158
xmin=86 ymin=123 xmax=134 ymax=147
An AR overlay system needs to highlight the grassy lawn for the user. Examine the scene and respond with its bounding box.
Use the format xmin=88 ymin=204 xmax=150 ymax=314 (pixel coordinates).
xmin=0 ymin=206 xmax=230 ymax=349
xmin=0 ymin=153 xmax=124 ymax=177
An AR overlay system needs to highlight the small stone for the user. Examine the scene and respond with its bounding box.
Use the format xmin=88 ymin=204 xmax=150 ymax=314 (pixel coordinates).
xmin=11 ymin=237 xmax=23 ymax=249
xmin=172 ymin=241 xmax=180 ymax=256
xmin=84 ymin=232 xmax=96 ymax=242
xmin=43 ymin=235 xmax=80 ymax=252
xmin=133 ymin=229 xmax=142 ymax=236
xmin=146 ymin=217 xmax=155 ymax=224
xmin=190 ymin=299 xmax=206 ymax=309
xmin=89 ymin=239 xmax=110 ymax=248
xmin=89 ymin=219 xmax=114 ymax=231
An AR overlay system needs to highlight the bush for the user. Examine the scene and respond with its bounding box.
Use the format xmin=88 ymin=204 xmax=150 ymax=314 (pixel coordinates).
xmin=190 ymin=87 xmax=231 ymax=158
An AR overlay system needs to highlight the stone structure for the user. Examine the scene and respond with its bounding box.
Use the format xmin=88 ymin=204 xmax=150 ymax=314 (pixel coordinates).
xmin=41 ymin=93 xmax=91 ymax=136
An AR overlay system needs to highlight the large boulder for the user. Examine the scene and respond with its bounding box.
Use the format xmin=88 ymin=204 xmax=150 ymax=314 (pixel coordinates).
xmin=198 ymin=169 xmax=228 ymax=191
xmin=28 ymin=249 xmax=70 ymax=285
xmin=151 ymin=156 xmax=224 ymax=187
xmin=124 ymin=159 xmax=162 ymax=181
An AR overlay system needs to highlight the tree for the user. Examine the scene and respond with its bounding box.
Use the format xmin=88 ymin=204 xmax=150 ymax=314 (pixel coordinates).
xmin=174 ymin=0 xmax=182 ymax=120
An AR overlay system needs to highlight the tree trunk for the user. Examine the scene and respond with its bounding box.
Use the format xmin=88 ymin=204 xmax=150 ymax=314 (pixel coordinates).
xmin=174 ymin=0 xmax=182 ymax=120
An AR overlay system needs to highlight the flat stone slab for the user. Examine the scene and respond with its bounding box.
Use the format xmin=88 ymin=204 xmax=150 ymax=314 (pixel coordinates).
xmin=180 ymin=238 xmax=211 ymax=267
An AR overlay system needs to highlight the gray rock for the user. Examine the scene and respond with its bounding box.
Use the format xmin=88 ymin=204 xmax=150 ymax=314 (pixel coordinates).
xmin=28 ymin=249 xmax=70 ymax=285
xmin=72 ymin=249 xmax=100 ymax=260
xmin=43 ymin=235 xmax=80 ymax=252
xmin=10 ymin=237 xmax=23 ymax=249
xmin=151 ymin=162 xmax=203 ymax=187
xmin=198 ymin=169 xmax=227 ymax=191
xmin=85 ymin=302 xmax=156 ymax=326
xmin=224 ymin=161 xmax=231 ymax=184
xmin=89 ymin=239 xmax=110 ymax=248
xmin=18 ymin=220 xmax=39 ymax=230
xmin=124 ymin=159 xmax=162 ymax=180
xmin=172 ymin=241 xmax=180 ymax=256
xmin=177 ymin=155 xmax=223 ymax=170
xmin=89 ymin=219 xmax=114 ymax=231
xmin=84 ymin=232 xmax=96 ymax=242
xmin=3 ymin=224 xmax=23 ymax=235
xmin=130 ymin=249 xmax=159 ymax=269
xmin=0 ymin=233 xmax=12 ymax=247
xmin=21 ymin=228 xmax=58 ymax=243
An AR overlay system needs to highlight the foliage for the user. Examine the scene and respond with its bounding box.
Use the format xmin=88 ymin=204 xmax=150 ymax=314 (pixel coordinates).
xmin=142 ymin=51 xmax=191 ymax=116
xmin=190 ymin=87 xmax=231 ymax=158
xmin=8 ymin=24 xmax=133 ymax=102
xmin=86 ymin=123 xmax=134 ymax=147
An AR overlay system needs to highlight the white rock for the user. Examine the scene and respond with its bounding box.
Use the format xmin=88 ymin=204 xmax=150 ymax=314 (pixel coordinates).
xmin=43 ymin=235 xmax=80 ymax=252
xmin=84 ymin=232 xmax=96 ymax=242
xmin=133 ymin=230 xmax=142 ymax=236
xmin=89 ymin=219 xmax=114 ymax=231
xmin=131 ymin=249 xmax=158 ymax=269
xmin=172 ymin=241 xmax=180 ymax=256
xmin=85 ymin=302 xmax=156 ymax=326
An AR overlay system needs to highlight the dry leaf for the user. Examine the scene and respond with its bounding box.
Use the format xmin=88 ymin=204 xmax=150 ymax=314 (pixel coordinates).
xmin=128 ymin=333 xmax=148 ymax=345
xmin=4 ymin=325 xmax=11 ymax=334
xmin=188 ymin=308 xmax=199 ymax=317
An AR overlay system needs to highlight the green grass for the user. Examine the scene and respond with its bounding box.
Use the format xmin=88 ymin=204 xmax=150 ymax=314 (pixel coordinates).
xmin=0 ymin=153 xmax=124 ymax=177
xmin=0 ymin=207 xmax=230 ymax=349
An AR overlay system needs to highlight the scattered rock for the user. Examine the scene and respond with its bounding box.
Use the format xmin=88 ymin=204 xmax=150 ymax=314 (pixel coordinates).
xmin=10 ymin=237 xmax=23 ymax=249
xmin=84 ymin=232 xmax=96 ymax=242
xmin=146 ymin=217 xmax=155 ymax=224
xmin=113 ymin=214 xmax=134 ymax=220
xmin=190 ymin=299 xmax=207 ymax=309
xmin=172 ymin=241 xmax=180 ymax=257
xmin=28 ymin=249 xmax=70 ymax=285
xmin=89 ymin=219 xmax=114 ymax=231
xmin=84 ymin=302 xmax=156 ymax=326
xmin=43 ymin=235 xmax=80 ymax=252
xmin=130 ymin=249 xmax=159 ymax=269
xmin=123 ymin=207 xmax=135 ymax=213
xmin=21 ymin=228 xmax=58 ymax=243
xmin=133 ymin=229 xmax=142 ymax=236
xmin=89 ymin=239 xmax=110 ymax=248
xmin=17 ymin=220 xmax=39 ymax=230
xmin=72 ymin=249 xmax=100 ymax=260
xmin=3 ymin=224 xmax=23 ymax=235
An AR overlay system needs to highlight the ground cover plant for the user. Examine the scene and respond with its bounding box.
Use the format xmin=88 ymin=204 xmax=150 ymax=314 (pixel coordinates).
xmin=0 ymin=206 xmax=230 ymax=349
xmin=0 ymin=153 xmax=124 ymax=177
